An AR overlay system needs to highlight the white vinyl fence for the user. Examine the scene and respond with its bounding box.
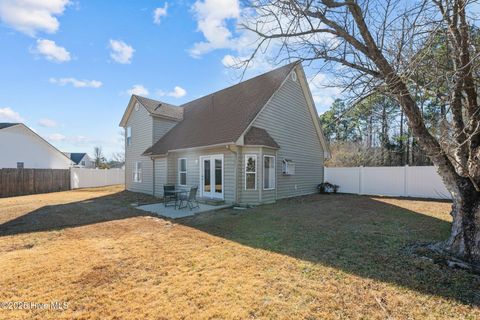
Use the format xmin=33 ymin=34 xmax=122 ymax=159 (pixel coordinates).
xmin=71 ymin=168 xmax=125 ymax=189
xmin=325 ymin=166 xmax=451 ymax=199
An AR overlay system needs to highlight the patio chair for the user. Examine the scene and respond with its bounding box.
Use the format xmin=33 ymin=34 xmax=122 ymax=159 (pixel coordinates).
xmin=178 ymin=186 xmax=199 ymax=210
xmin=163 ymin=184 xmax=176 ymax=207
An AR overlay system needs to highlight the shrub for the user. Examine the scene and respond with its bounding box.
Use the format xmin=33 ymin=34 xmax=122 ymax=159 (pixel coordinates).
xmin=317 ymin=182 xmax=339 ymax=194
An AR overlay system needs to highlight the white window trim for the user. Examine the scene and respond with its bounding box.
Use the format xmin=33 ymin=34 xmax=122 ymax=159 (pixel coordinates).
xmin=133 ymin=161 xmax=142 ymax=183
xmin=244 ymin=154 xmax=257 ymax=190
xmin=263 ymin=155 xmax=276 ymax=190
xmin=178 ymin=158 xmax=187 ymax=186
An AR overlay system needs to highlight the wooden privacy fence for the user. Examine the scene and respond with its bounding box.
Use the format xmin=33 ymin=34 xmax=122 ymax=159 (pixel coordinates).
xmin=324 ymin=166 xmax=451 ymax=200
xmin=0 ymin=169 xmax=70 ymax=198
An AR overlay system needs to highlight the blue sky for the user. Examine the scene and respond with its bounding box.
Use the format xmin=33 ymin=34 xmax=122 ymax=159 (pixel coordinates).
xmin=0 ymin=0 xmax=337 ymax=158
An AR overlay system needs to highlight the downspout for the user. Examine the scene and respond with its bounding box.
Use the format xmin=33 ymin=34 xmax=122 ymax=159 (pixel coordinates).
xmin=152 ymin=158 xmax=156 ymax=197
xmin=229 ymin=145 xmax=239 ymax=205
xmin=259 ymin=148 xmax=263 ymax=204
xmin=275 ymin=149 xmax=278 ymax=202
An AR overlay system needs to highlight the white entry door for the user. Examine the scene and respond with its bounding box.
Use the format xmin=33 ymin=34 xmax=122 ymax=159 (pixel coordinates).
xmin=200 ymin=155 xmax=224 ymax=199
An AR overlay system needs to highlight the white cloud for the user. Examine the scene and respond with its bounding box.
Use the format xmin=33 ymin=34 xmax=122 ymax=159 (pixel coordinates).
xmin=109 ymin=39 xmax=134 ymax=64
xmin=38 ymin=118 xmax=58 ymax=128
xmin=0 ymin=107 xmax=24 ymax=122
xmin=189 ymin=0 xmax=241 ymax=57
xmin=153 ymin=3 xmax=168 ymax=24
xmin=50 ymin=77 xmax=102 ymax=88
xmin=47 ymin=133 xmax=66 ymax=142
xmin=47 ymin=133 xmax=92 ymax=145
xmin=127 ymin=85 xmax=149 ymax=96
xmin=0 ymin=0 xmax=70 ymax=37
xmin=34 ymin=39 xmax=71 ymax=62
xmin=157 ymin=86 xmax=187 ymax=98
xmin=69 ymin=135 xmax=90 ymax=144
xmin=221 ymin=54 xmax=238 ymax=67
xmin=309 ymin=73 xmax=342 ymax=112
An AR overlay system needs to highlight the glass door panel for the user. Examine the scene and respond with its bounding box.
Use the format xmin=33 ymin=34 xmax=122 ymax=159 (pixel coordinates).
xmin=203 ymin=159 xmax=211 ymax=193
xmin=214 ymin=158 xmax=222 ymax=194
xmin=200 ymin=155 xmax=223 ymax=199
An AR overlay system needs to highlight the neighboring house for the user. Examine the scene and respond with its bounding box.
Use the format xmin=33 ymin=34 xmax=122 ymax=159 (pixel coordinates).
xmin=119 ymin=62 xmax=330 ymax=205
xmin=0 ymin=123 xmax=72 ymax=169
xmin=65 ymin=153 xmax=95 ymax=168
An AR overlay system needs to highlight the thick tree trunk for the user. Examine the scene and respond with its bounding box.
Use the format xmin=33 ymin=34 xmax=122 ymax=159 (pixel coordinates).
xmin=443 ymin=180 xmax=480 ymax=263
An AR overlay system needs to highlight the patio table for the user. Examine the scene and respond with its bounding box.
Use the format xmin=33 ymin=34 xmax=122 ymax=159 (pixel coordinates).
xmin=168 ymin=189 xmax=188 ymax=209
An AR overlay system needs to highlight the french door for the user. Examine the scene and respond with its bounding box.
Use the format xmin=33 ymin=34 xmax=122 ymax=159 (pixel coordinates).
xmin=200 ymin=155 xmax=223 ymax=199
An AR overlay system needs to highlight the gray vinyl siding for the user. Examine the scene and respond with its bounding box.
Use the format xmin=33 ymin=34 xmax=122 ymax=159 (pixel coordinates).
xmin=153 ymin=117 xmax=178 ymax=142
xmin=125 ymin=105 xmax=154 ymax=194
xmin=153 ymin=157 xmax=167 ymax=197
xmin=165 ymin=147 xmax=236 ymax=204
xmin=252 ymin=71 xmax=324 ymax=199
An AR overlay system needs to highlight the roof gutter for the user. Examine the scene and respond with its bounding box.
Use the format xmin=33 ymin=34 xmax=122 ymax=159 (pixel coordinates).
xmin=145 ymin=142 xmax=236 ymax=158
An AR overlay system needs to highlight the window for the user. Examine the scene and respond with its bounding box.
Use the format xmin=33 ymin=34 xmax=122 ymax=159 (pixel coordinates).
xmin=282 ymin=159 xmax=295 ymax=175
xmin=126 ymin=127 xmax=132 ymax=146
xmin=81 ymin=161 xmax=86 ymax=166
xmin=17 ymin=162 xmax=24 ymax=169
xmin=178 ymin=158 xmax=187 ymax=186
xmin=263 ymin=156 xmax=275 ymax=190
xmin=133 ymin=161 xmax=142 ymax=182
xmin=245 ymin=155 xmax=257 ymax=190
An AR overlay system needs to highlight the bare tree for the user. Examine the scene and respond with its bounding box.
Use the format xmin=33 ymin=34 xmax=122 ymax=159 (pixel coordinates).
xmin=242 ymin=0 xmax=480 ymax=264
xmin=93 ymin=146 xmax=106 ymax=168
xmin=111 ymin=129 xmax=125 ymax=164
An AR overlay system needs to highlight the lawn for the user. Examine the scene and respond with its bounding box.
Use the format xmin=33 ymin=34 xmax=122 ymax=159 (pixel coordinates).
xmin=0 ymin=186 xmax=478 ymax=319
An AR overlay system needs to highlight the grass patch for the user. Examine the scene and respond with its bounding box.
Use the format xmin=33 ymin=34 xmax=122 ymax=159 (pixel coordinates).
xmin=0 ymin=186 xmax=478 ymax=319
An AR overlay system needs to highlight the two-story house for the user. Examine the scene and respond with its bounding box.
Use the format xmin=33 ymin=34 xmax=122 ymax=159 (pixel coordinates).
xmin=119 ymin=62 xmax=330 ymax=205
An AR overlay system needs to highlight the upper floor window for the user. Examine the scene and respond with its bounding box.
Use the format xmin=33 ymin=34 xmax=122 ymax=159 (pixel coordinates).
xmin=245 ymin=155 xmax=257 ymax=190
xmin=126 ymin=127 xmax=132 ymax=146
xmin=17 ymin=162 xmax=24 ymax=169
xmin=264 ymin=156 xmax=275 ymax=190
xmin=81 ymin=161 xmax=86 ymax=166
xmin=282 ymin=159 xmax=295 ymax=175
xmin=133 ymin=161 xmax=142 ymax=182
xmin=178 ymin=158 xmax=187 ymax=186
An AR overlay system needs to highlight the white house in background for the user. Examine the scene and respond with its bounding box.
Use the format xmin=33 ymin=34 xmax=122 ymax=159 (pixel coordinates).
xmin=0 ymin=123 xmax=72 ymax=169
xmin=65 ymin=153 xmax=95 ymax=168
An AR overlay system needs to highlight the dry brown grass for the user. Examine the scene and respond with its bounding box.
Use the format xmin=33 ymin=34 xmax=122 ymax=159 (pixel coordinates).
xmin=0 ymin=186 xmax=478 ymax=319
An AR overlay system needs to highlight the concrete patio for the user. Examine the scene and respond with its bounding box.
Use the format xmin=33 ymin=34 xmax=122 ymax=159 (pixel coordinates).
xmin=136 ymin=202 xmax=231 ymax=219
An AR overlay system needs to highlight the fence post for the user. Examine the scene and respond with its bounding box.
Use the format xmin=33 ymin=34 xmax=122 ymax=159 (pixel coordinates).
xmin=359 ymin=166 xmax=363 ymax=195
xmin=404 ymin=165 xmax=409 ymax=197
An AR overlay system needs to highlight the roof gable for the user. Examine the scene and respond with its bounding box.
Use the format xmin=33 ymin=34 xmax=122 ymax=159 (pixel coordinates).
xmin=244 ymin=126 xmax=279 ymax=149
xmin=119 ymin=95 xmax=183 ymax=127
xmin=70 ymin=153 xmax=87 ymax=164
xmin=144 ymin=62 xmax=298 ymax=155
xmin=2 ymin=123 xmax=72 ymax=163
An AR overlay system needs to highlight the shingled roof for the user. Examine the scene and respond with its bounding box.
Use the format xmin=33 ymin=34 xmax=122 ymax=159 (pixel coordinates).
xmin=134 ymin=95 xmax=183 ymax=121
xmin=244 ymin=126 xmax=280 ymax=149
xmin=143 ymin=62 xmax=298 ymax=156
xmin=69 ymin=153 xmax=87 ymax=165
xmin=0 ymin=123 xmax=19 ymax=130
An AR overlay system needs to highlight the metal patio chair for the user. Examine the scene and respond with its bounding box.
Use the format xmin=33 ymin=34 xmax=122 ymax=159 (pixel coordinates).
xmin=163 ymin=184 xmax=176 ymax=207
xmin=178 ymin=186 xmax=199 ymax=210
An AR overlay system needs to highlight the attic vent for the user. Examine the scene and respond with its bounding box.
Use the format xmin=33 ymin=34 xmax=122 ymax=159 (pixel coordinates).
xmin=291 ymin=72 xmax=297 ymax=82
xmin=135 ymin=103 xmax=140 ymax=111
